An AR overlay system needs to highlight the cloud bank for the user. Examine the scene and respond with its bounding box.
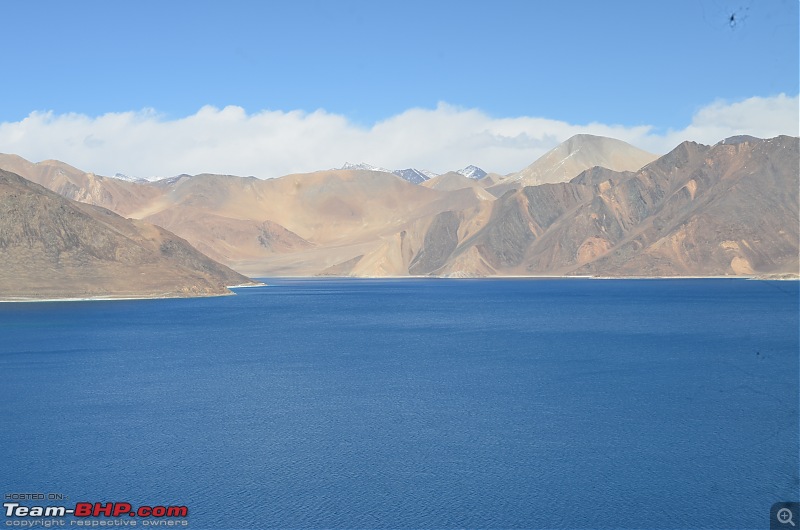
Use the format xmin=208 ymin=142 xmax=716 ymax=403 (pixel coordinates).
xmin=0 ymin=94 xmax=796 ymax=179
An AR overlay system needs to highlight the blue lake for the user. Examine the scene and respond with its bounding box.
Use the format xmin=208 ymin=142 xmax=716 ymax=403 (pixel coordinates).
xmin=1 ymin=279 xmax=798 ymax=529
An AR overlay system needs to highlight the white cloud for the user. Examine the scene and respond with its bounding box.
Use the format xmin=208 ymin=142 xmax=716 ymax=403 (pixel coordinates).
xmin=0 ymin=94 xmax=796 ymax=179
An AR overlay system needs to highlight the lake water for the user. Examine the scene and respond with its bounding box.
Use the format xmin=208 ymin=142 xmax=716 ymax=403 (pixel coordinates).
xmin=1 ymin=279 xmax=798 ymax=529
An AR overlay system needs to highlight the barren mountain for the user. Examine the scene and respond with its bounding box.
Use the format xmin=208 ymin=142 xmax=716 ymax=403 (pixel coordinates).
xmin=3 ymin=135 xmax=796 ymax=279
xmin=354 ymin=135 xmax=797 ymax=278
xmin=489 ymin=134 xmax=657 ymax=196
xmin=569 ymin=166 xmax=636 ymax=187
xmin=422 ymin=172 xmax=496 ymax=198
xmin=331 ymin=198 xmax=496 ymax=277
xmin=128 ymin=169 xmax=487 ymax=274
xmin=0 ymin=169 xmax=255 ymax=300
xmin=565 ymin=136 xmax=800 ymax=277
xmin=0 ymin=157 xmax=489 ymax=275
xmin=0 ymin=153 xmax=161 ymax=216
xmin=339 ymin=163 xmax=437 ymax=184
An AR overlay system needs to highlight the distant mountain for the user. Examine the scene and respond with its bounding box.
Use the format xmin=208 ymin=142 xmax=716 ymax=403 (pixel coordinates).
xmin=4 ymin=136 xmax=796 ymax=279
xmin=489 ymin=134 xmax=657 ymax=196
xmin=337 ymin=162 xmax=492 ymax=186
xmin=0 ymin=153 xmax=161 ymax=217
xmin=339 ymin=162 xmax=440 ymax=185
xmin=0 ymin=169 xmax=256 ymax=300
xmin=422 ymin=172 xmax=494 ymax=199
xmin=392 ymin=168 xmax=430 ymax=184
xmin=340 ymin=162 xmax=393 ymax=173
xmin=718 ymin=135 xmax=761 ymax=146
xmin=569 ymin=166 xmax=635 ymax=187
xmin=111 ymin=173 xmax=148 ymax=183
xmin=347 ymin=135 xmax=798 ymax=278
xmin=152 ymin=174 xmax=194 ymax=187
xmin=105 ymin=169 xmax=482 ymax=276
xmin=456 ymin=165 xmax=487 ymax=180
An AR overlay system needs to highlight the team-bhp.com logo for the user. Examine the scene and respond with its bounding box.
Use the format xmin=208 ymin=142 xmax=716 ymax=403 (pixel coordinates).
xmin=4 ymin=501 xmax=188 ymax=527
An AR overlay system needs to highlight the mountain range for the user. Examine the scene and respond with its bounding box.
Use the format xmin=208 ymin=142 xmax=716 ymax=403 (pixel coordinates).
xmin=0 ymin=169 xmax=256 ymax=300
xmin=438 ymin=136 xmax=798 ymax=277
xmin=0 ymin=133 xmax=796 ymax=297
xmin=337 ymin=162 xmax=487 ymax=185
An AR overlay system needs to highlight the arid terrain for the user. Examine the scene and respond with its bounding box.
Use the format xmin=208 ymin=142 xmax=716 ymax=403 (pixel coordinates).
xmin=0 ymin=169 xmax=256 ymax=300
xmin=1 ymin=134 xmax=797 ymax=287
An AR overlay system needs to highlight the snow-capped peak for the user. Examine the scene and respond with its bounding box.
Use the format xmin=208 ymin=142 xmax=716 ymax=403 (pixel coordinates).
xmin=456 ymin=165 xmax=487 ymax=180
xmin=339 ymin=163 xmax=442 ymax=185
xmin=340 ymin=162 xmax=393 ymax=173
xmin=109 ymin=173 xmax=148 ymax=183
xmin=392 ymin=168 xmax=431 ymax=185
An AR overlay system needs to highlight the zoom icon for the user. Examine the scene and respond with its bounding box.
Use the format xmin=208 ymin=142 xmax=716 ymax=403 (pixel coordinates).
xmin=772 ymin=503 xmax=800 ymax=529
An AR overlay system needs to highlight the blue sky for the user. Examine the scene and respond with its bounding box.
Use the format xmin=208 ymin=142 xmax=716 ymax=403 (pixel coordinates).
xmin=1 ymin=0 xmax=798 ymax=177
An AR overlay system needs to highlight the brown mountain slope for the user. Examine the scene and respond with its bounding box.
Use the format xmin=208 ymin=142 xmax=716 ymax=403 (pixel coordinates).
xmin=244 ymin=169 xmax=480 ymax=244
xmin=322 ymin=198 xmax=495 ymax=277
xmin=570 ymin=166 xmax=636 ymax=187
xmin=143 ymin=207 xmax=314 ymax=263
xmin=422 ymin=172 xmax=497 ymax=199
xmin=566 ymin=136 xmax=800 ymax=276
xmin=3 ymin=136 xmax=796 ymax=279
xmin=132 ymin=170 xmax=487 ymax=274
xmin=0 ymin=169 xmax=255 ymax=300
xmin=345 ymin=136 xmax=798 ymax=277
xmin=0 ymin=153 xmax=160 ymax=216
xmin=488 ymin=134 xmax=657 ymax=196
xmin=0 ymin=159 xmax=489 ymax=275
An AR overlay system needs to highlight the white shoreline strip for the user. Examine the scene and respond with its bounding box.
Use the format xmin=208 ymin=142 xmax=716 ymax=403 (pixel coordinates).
xmin=227 ymin=282 xmax=268 ymax=288
xmin=0 ymin=292 xmax=236 ymax=303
